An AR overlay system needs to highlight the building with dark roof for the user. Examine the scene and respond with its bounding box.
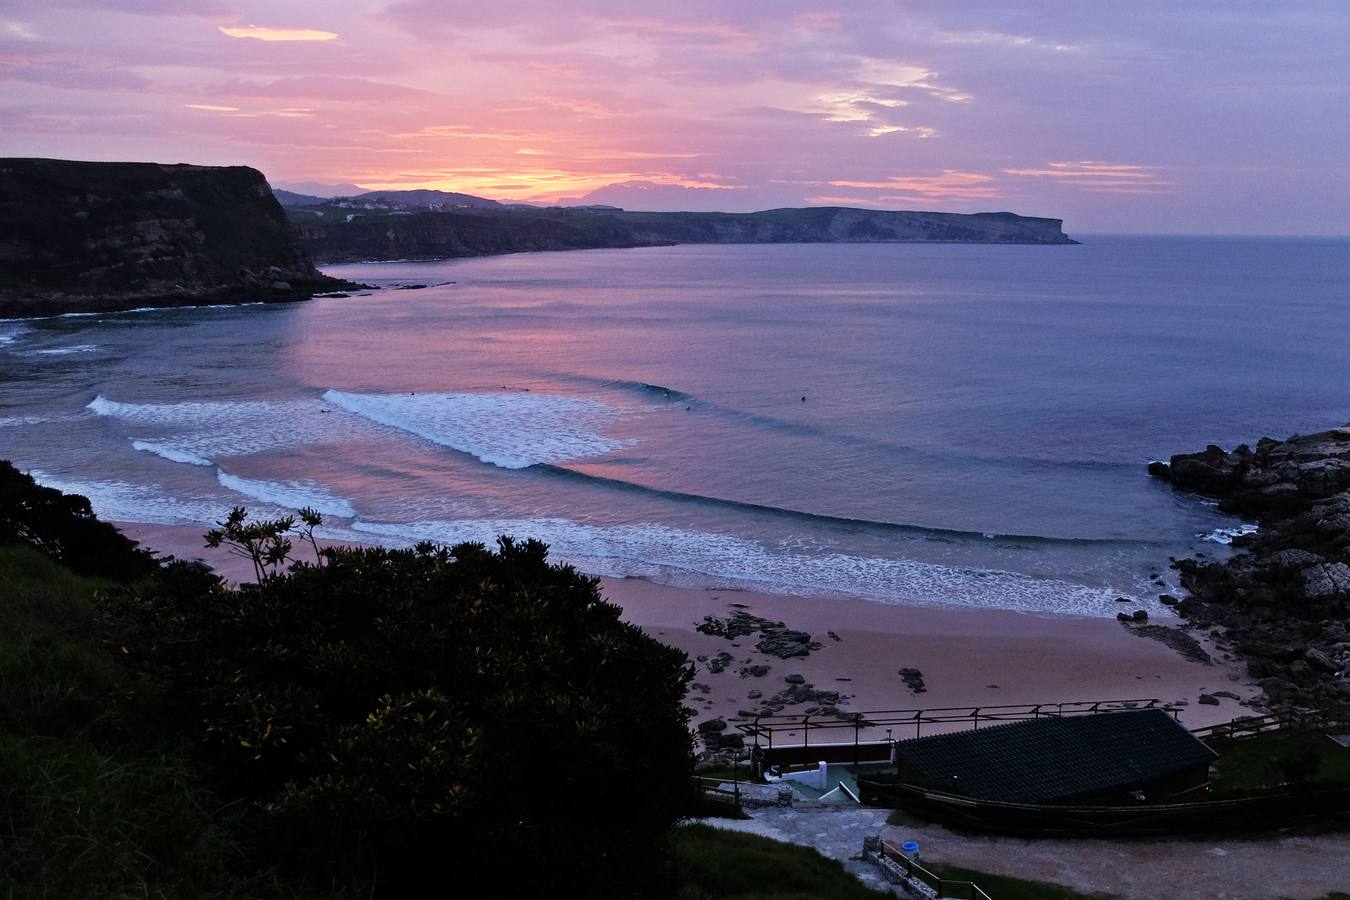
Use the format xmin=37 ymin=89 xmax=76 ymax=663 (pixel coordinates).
xmin=892 ymin=709 xmax=1219 ymax=804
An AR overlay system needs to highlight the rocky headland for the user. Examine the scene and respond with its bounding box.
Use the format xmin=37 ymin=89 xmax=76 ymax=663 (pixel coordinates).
xmin=1150 ymin=425 xmax=1350 ymax=710
xmin=0 ymin=158 xmax=350 ymax=317
xmin=291 ymin=204 xmax=1076 ymax=264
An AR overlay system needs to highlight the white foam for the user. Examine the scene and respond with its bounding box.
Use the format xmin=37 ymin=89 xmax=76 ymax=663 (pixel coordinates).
xmin=217 ymin=470 xmax=356 ymax=518
xmin=30 ymin=344 xmax=98 ymax=356
xmin=0 ymin=323 xmax=28 ymax=345
xmin=132 ymin=440 xmax=213 ymax=467
xmin=118 ymin=302 xmax=267 ymax=315
xmin=26 ymin=470 xmax=241 ymax=526
xmin=350 ymin=517 xmax=1145 ymax=618
xmin=88 ymin=394 xmax=368 ymax=460
xmin=323 ymin=389 xmax=636 ymax=468
xmin=0 ymin=414 xmax=56 ymax=427
xmin=1200 ymin=522 xmax=1259 ymax=544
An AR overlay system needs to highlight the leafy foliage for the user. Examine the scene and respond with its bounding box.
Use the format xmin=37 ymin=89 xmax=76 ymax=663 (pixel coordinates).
xmin=103 ymin=534 xmax=697 ymax=897
xmin=204 ymin=505 xmax=325 ymax=581
xmin=0 ymin=460 xmax=156 ymax=580
xmin=0 ymin=545 xmax=341 ymax=900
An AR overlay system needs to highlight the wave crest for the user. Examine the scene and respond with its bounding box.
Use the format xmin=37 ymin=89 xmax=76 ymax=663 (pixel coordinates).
xmin=323 ymin=388 xmax=636 ymax=469
xmin=217 ymin=471 xmax=356 ymax=518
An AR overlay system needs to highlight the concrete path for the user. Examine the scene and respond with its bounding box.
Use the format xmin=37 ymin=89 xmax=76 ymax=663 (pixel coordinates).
xmin=695 ymin=806 xmax=898 ymax=893
xmin=698 ymin=804 xmax=1350 ymax=899
xmin=887 ymin=817 xmax=1350 ymax=900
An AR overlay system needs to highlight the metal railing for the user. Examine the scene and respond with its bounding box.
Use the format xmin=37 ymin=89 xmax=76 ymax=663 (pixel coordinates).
xmin=879 ymin=839 xmax=993 ymax=900
xmin=739 ymin=698 xmax=1168 ymax=749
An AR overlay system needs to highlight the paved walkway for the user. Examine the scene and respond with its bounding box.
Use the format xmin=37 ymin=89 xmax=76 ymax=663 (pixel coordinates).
xmin=698 ymin=804 xmax=1350 ymax=899
xmin=695 ymin=806 xmax=898 ymax=893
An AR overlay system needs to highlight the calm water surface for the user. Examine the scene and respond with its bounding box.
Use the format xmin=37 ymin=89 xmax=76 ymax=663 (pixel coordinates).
xmin=4 ymin=236 xmax=1348 ymax=616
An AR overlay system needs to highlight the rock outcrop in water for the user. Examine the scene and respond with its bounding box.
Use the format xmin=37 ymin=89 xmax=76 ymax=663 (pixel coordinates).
xmin=291 ymin=204 xmax=1076 ymax=264
xmin=1150 ymin=426 xmax=1350 ymax=709
xmin=0 ymin=158 xmax=348 ymax=317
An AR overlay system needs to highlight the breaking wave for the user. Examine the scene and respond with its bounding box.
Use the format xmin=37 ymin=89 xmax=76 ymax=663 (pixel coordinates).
xmin=216 ymin=471 xmax=356 ymax=519
xmin=322 ymin=389 xmax=636 ymax=469
xmin=131 ymin=440 xmax=213 ymax=467
xmin=350 ymin=517 xmax=1151 ymax=617
xmin=88 ymin=394 xmax=367 ymax=460
xmin=1200 ymin=522 xmax=1259 ymax=544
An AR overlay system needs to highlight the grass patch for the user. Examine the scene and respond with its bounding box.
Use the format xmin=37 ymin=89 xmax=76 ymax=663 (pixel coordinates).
xmin=931 ymin=863 xmax=1100 ymax=900
xmin=1210 ymin=733 xmax=1350 ymax=795
xmin=673 ymin=824 xmax=890 ymax=900
xmin=0 ymin=544 xmax=346 ymax=899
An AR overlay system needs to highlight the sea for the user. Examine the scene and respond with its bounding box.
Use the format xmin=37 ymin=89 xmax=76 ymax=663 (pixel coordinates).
xmin=4 ymin=236 xmax=1348 ymax=617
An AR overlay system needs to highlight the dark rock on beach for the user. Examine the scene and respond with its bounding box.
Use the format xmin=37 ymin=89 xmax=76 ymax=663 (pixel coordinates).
xmin=697 ymin=610 xmax=822 ymax=659
xmin=898 ymin=667 xmax=927 ymax=694
xmin=1150 ymin=424 xmax=1350 ymax=709
xmin=1123 ymin=623 xmax=1213 ymax=664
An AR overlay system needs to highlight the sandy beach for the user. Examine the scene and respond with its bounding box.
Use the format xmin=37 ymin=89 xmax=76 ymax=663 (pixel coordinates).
xmin=116 ymin=521 xmax=1259 ymax=734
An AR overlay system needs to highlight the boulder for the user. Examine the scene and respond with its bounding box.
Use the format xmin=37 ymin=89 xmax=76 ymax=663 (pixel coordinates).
xmin=1301 ymin=562 xmax=1350 ymax=599
xmin=1305 ymin=647 xmax=1340 ymax=673
xmin=696 ymin=718 xmax=727 ymax=733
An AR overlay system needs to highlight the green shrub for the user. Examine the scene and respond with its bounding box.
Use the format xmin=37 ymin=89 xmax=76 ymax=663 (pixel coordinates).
xmin=0 ymin=460 xmax=156 ymax=580
xmin=104 ymin=535 xmax=697 ymax=898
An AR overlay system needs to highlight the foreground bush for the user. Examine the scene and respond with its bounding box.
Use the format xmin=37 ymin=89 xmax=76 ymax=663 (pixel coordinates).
xmin=104 ymin=535 xmax=697 ymax=897
xmin=0 ymin=461 xmax=157 ymax=580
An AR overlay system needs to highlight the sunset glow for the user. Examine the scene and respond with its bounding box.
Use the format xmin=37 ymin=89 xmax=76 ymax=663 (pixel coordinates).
xmin=2 ymin=1 xmax=1347 ymax=231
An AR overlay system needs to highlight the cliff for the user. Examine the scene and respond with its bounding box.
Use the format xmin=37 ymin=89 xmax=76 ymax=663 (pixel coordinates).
xmin=0 ymin=159 xmax=347 ymax=317
xmin=1150 ymin=427 xmax=1350 ymax=710
xmin=291 ymin=204 xmax=1075 ymax=264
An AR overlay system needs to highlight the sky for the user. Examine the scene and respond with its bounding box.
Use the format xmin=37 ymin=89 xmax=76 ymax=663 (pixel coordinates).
xmin=2 ymin=1 xmax=1347 ymax=233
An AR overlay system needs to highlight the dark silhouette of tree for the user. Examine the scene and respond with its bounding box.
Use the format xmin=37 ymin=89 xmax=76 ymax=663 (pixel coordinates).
xmin=103 ymin=529 xmax=695 ymax=898
xmin=0 ymin=461 xmax=156 ymax=580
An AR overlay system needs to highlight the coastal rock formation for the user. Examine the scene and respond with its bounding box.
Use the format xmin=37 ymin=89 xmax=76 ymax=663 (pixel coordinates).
xmin=696 ymin=610 xmax=823 ymax=659
xmin=1150 ymin=425 xmax=1350 ymax=709
xmin=0 ymin=158 xmax=347 ymax=317
xmin=293 ymin=205 xmax=1076 ymax=264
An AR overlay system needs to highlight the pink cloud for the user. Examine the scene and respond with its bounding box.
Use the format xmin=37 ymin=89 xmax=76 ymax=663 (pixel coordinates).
xmin=1 ymin=3 xmax=1345 ymax=231
xmin=209 ymin=76 xmax=432 ymax=101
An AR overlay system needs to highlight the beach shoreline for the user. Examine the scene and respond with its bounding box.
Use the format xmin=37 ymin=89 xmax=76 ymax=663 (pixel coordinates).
xmin=115 ymin=520 xmax=1259 ymax=732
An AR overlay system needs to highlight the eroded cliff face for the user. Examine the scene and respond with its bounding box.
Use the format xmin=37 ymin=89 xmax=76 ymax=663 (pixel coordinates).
xmin=0 ymin=159 xmax=345 ymax=317
xmin=293 ymin=205 xmax=1075 ymax=264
